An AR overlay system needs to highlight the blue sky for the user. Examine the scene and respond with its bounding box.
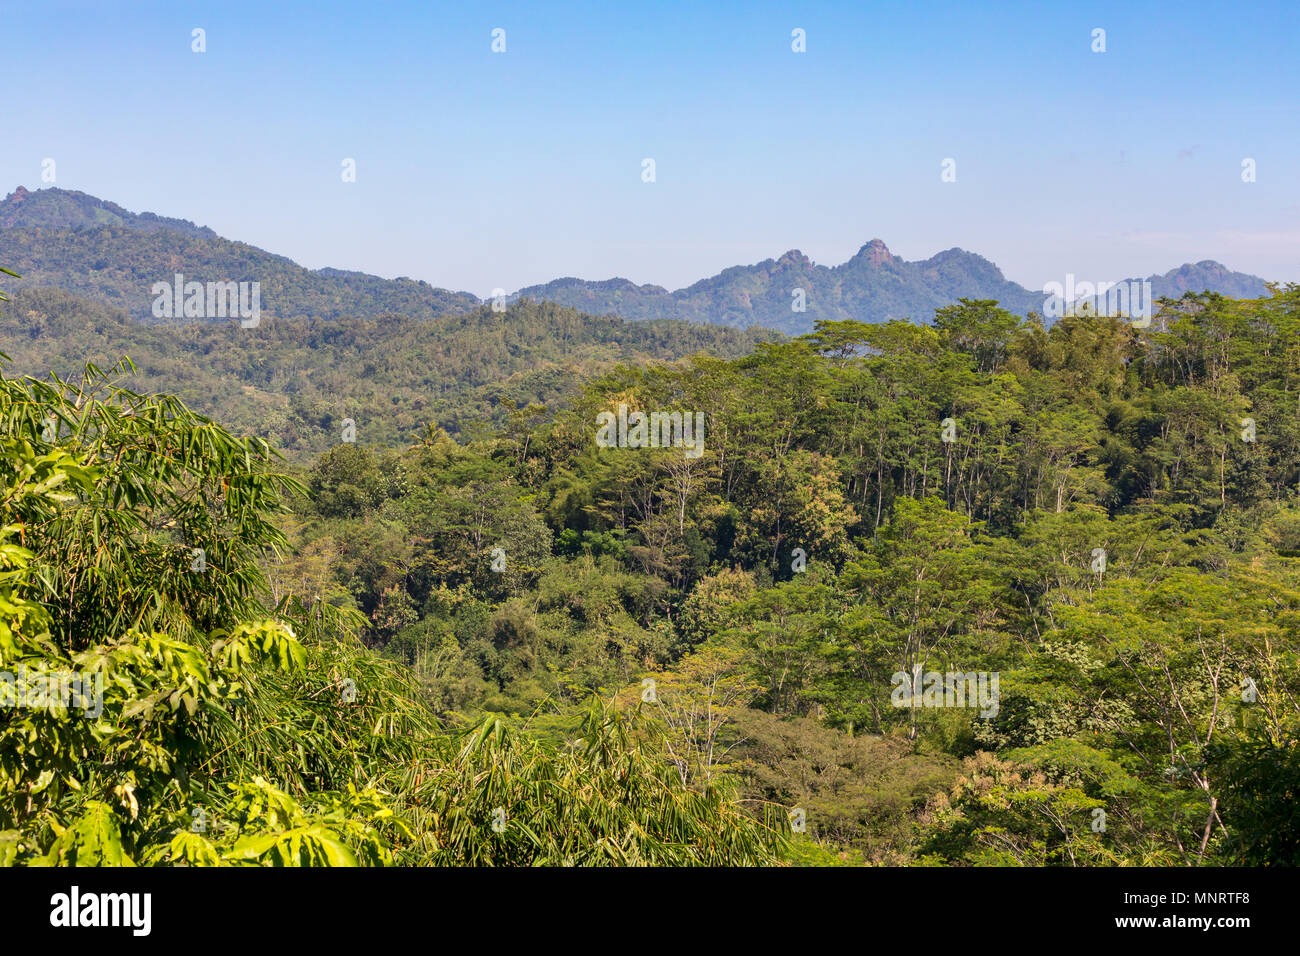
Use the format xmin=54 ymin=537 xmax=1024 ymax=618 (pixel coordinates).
xmin=2 ymin=0 xmax=1297 ymax=297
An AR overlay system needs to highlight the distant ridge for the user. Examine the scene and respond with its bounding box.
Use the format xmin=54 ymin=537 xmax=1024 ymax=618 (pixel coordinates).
xmin=0 ymin=187 xmax=1275 ymax=331
xmin=0 ymin=187 xmax=480 ymax=322
xmin=0 ymin=185 xmax=217 ymax=238
xmin=514 ymin=239 xmax=1273 ymax=334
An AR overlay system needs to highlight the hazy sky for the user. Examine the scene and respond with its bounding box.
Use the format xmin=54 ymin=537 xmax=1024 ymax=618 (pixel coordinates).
xmin=2 ymin=0 xmax=1297 ymax=298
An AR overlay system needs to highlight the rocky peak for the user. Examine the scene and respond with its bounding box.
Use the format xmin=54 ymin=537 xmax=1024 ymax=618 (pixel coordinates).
xmin=854 ymin=238 xmax=895 ymax=266
xmin=775 ymin=249 xmax=813 ymax=269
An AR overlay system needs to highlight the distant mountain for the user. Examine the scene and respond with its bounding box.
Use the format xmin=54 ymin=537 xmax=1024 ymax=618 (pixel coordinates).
xmin=1145 ymin=260 xmax=1273 ymax=300
xmin=1055 ymin=260 xmax=1275 ymax=321
xmin=516 ymin=240 xmax=1274 ymax=334
xmin=0 ymin=187 xmax=1275 ymax=333
xmin=0 ymin=185 xmax=218 ymax=239
xmin=512 ymin=240 xmax=1035 ymax=334
xmin=0 ymin=186 xmax=480 ymax=322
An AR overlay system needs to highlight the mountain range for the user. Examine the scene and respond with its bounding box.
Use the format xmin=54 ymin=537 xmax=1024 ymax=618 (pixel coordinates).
xmin=0 ymin=186 xmax=1275 ymax=333
xmin=514 ymin=244 xmax=1273 ymax=334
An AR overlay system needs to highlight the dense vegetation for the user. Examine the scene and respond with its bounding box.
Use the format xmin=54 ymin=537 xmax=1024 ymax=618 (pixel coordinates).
xmin=0 ymin=268 xmax=787 ymax=865
xmin=0 ymin=287 xmax=776 ymax=458
xmin=3 ymin=258 xmax=1298 ymax=865
xmin=283 ymin=290 xmax=1300 ymax=865
xmin=0 ymin=380 xmax=785 ymax=865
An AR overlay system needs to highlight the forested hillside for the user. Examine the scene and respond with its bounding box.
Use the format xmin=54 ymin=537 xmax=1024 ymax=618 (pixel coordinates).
xmin=0 ymin=287 xmax=777 ymax=456
xmin=0 ymin=267 xmax=786 ymax=865
xmin=280 ymin=290 xmax=1300 ymax=865
xmin=3 ymin=263 xmax=1298 ymax=866
xmin=0 ymin=186 xmax=481 ymax=322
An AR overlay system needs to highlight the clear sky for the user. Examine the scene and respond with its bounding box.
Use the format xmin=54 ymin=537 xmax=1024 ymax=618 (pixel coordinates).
xmin=2 ymin=0 xmax=1297 ymax=298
